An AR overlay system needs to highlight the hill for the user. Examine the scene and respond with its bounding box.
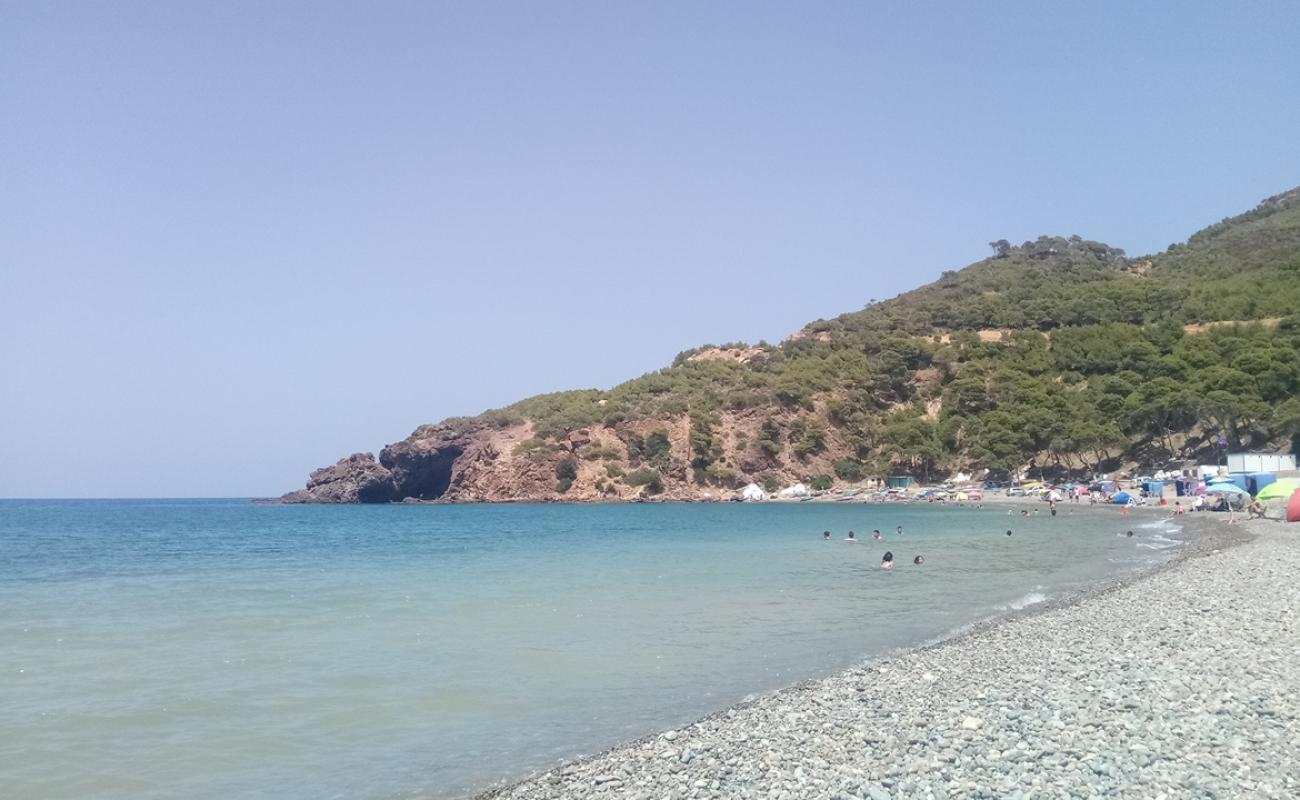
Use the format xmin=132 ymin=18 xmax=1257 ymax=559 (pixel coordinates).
xmin=280 ymin=188 xmax=1300 ymax=503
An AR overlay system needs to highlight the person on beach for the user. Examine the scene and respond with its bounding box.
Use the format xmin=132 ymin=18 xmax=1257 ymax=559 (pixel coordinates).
xmin=872 ymin=529 xmax=882 ymax=541
xmin=823 ymin=530 xmax=832 ymax=540
xmin=913 ymin=554 xmax=924 ymax=565
xmin=847 ymin=531 xmax=857 ymax=542
xmin=881 ymin=551 xmax=894 ymax=569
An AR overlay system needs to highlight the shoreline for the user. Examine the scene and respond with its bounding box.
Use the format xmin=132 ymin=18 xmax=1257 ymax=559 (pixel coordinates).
xmin=477 ymin=512 xmax=1290 ymax=799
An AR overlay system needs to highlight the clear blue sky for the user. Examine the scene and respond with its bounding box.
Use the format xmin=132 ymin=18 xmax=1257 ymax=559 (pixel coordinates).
xmin=3 ymin=1 xmax=1298 ymax=497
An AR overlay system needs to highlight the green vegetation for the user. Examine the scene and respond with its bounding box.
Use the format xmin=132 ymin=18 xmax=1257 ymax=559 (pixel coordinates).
xmin=554 ymin=455 xmax=578 ymax=493
xmin=421 ymin=187 xmax=1300 ymax=483
xmin=623 ymin=468 xmax=664 ymax=494
xmin=810 ymin=474 xmax=834 ymax=491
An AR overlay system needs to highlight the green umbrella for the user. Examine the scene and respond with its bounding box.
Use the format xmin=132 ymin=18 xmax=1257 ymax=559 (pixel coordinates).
xmin=1257 ymin=479 xmax=1300 ymax=501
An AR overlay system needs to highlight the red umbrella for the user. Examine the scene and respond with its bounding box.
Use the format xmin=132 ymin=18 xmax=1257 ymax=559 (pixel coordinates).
xmin=1288 ymin=487 xmax=1300 ymax=523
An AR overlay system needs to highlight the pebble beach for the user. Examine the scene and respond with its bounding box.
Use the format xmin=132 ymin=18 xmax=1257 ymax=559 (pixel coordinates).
xmin=482 ymin=515 xmax=1299 ymax=800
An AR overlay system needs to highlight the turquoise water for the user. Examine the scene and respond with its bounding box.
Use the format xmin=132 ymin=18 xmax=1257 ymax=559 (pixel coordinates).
xmin=0 ymin=500 xmax=1181 ymax=799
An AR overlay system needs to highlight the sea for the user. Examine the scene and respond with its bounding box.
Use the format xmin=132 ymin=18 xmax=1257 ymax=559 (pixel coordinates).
xmin=0 ymin=499 xmax=1184 ymax=799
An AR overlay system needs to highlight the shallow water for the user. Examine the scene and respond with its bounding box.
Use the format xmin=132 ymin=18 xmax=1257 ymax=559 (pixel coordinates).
xmin=0 ymin=500 xmax=1179 ymax=799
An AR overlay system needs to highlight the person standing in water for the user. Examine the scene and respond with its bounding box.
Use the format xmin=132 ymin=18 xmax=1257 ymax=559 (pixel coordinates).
xmin=913 ymin=554 xmax=924 ymax=565
xmin=895 ymin=526 xmax=904 ymax=536
xmin=847 ymin=531 xmax=857 ymax=542
xmin=881 ymin=551 xmax=894 ymax=569
xmin=872 ymin=529 xmax=883 ymax=541
xmin=823 ymin=530 xmax=832 ymax=540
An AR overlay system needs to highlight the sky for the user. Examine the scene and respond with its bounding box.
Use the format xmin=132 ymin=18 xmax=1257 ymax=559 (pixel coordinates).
xmin=3 ymin=1 xmax=1299 ymax=498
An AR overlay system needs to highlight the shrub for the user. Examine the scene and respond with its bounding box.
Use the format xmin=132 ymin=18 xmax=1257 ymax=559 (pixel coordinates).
xmin=810 ymin=474 xmax=833 ymax=491
xmin=834 ymin=459 xmax=865 ymax=481
xmin=513 ymin=437 xmax=556 ymax=461
xmin=605 ymin=463 xmax=625 ymax=479
xmin=556 ymin=478 xmax=573 ymax=493
xmin=555 ymin=455 xmax=578 ymax=481
xmin=581 ymin=444 xmax=624 ymax=461
xmin=644 ymin=431 xmax=673 ymax=467
xmin=794 ymin=423 xmax=828 ymax=459
xmin=624 ymin=467 xmax=661 ymax=487
xmin=481 ymin=409 xmax=524 ymax=429
xmin=756 ymin=418 xmax=783 ymax=460
xmin=705 ymin=462 xmax=739 ymax=485
xmin=761 ymin=474 xmax=781 ymax=493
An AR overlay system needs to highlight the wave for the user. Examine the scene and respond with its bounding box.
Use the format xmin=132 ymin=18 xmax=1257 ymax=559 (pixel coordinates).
xmin=1136 ymin=519 xmax=1183 ymax=532
xmin=1137 ymin=533 xmax=1184 ymax=551
xmin=1004 ymin=591 xmax=1049 ymax=610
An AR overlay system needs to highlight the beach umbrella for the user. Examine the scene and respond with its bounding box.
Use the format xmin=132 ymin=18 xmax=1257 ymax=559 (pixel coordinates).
xmin=1204 ymin=483 xmax=1248 ymax=495
xmin=1112 ymin=491 xmax=1131 ymax=504
xmin=1288 ymin=488 xmax=1300 ymax=523
xmin=1257 ymin=479 xmax=1300 ymax=501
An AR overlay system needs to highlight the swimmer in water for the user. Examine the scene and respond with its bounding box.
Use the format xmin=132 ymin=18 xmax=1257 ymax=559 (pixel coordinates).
xmin=913 ymin=554 xmax=924 ymax=565
xmin=847 ymin=531 xmax=857 ymax=542
xmin=872 ymin=529 xmax=882 ymax=541
xmin=881 ymin=551 xmax=894 ymax=570
xmin=1006 ymin=530 xmax=1013 ymax=536
xmin=896 ymin=526 xmax=904 ymax=536
xmin=823 ymin=530 xmax=831 ymax=540
xmin=1126 ymin=530 xmax=1133 ymax=537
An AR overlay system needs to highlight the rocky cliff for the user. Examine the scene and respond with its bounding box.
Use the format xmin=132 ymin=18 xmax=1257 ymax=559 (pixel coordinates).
xmin=279 ymin=412 xmax=812 ymax=503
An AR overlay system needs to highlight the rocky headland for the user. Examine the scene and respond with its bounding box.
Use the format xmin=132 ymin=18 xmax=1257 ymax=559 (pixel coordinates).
xmin=278 ymin=188 xmax=1300 ymax=505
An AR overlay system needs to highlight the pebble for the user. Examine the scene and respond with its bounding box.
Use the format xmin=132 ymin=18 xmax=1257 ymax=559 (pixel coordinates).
xmin=481 ymin=519 xmax=1300 ymax=799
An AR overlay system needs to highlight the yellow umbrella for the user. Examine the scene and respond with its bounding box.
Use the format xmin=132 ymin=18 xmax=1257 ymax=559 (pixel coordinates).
xmin=1257 ymin=479 xmax=1300 ymax=501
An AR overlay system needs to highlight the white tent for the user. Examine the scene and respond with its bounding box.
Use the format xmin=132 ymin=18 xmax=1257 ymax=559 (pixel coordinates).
xmin=740 ymin=483 xmax=769 ymax=502
xmin=777 ymin=482 xmax=811 ymax=498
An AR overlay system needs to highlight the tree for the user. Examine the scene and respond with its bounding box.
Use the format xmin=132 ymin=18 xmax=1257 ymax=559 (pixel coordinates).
xmin=756 ymin=418 xmax=783 ymax=462
xmin=644 ymin=431 xmax=673 ymax=469
xmin=833 ymin=459 xmax=866 ymax=481
xmin=880 ymin=415 xmax=944 ymax=482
